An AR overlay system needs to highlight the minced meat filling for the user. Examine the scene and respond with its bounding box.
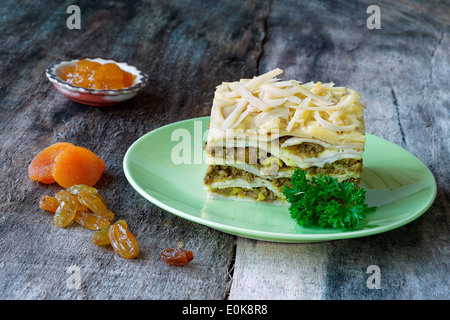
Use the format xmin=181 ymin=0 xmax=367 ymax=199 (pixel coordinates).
xmin=204 ymin=159 xmax=362 ymax=185
xmin=204 ymin=165 xmax=256 ymax=185
xmin=204 ymin=165 xmax=292 ymax=192
xmin=283 ymin=142 xmax=325 ymax=157
xmin=206 ymin=146 xmax=277 ymax=166
xmin=211 ymin=187 xmax=278 ymax=202
xmin=206 ymin=140 xmax=326 ymax=163
xmin=307 ymin=159 xmax=362 ymax=175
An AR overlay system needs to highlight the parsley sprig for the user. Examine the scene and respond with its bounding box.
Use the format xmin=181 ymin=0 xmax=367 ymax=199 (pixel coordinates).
xmin=282 ymin=170 xmax=375 ymax=231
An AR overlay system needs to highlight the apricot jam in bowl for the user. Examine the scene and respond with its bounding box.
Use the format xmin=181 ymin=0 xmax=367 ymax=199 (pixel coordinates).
xmin=46 ymin=57 xmax=148 ymax=106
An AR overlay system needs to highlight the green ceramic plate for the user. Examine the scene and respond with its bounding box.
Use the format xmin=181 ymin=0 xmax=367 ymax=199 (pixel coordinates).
xmin=123 ymin=117 xmax=436 ymax=242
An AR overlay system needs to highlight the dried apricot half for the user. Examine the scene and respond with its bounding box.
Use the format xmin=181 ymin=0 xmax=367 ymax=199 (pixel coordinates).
xmin=52 ymin=146 xmax=105 ymax=188
xmin=28 ymin=142 xmax=75 ymax=184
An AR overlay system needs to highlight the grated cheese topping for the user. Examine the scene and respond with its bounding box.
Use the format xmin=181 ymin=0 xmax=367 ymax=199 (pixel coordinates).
xmin=209 ymin=68 xmax=366 ymax=147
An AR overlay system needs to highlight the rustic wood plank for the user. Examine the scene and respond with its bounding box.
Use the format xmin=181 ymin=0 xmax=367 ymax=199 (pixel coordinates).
xmin=229 ymin=239 xmax=332 ymax=300
xmin=0 ymin=0 xmax=447 ymax=301
xmin=0 ymin=0 xmax=268 ymax=299
xmin=229 ymin=0 xmax=449 ymax=300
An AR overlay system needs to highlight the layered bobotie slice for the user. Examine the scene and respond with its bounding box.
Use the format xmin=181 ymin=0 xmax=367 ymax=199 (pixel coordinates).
xmin=203 ymin=68 xmax=366 ymax=205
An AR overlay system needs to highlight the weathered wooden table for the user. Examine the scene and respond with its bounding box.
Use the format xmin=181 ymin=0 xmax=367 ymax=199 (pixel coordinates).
xmin=0 ymin=0 xmax=448 ymax=301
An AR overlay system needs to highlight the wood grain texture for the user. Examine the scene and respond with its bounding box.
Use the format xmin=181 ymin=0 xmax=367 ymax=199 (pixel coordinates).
xmin=0 ymin=0 xmax=448 ymax=300
xmin=229 ymin=0 xmax=449 ymax=300
xmin=0 ymin=0 xmax=267 ymax=299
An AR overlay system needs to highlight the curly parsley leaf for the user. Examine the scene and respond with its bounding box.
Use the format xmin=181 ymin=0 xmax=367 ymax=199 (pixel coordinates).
xmin=282 ymin=169 xmax=376 ymax=231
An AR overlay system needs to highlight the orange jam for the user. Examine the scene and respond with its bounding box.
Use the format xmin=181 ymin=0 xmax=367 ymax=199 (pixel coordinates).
xmin=60 ymin=59 xmax=136 ymax=90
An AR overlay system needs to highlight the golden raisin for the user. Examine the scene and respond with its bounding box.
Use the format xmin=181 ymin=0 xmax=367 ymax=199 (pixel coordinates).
xmin=160 ymin=248 xmax=194 ymax=266
xmin=39 ymin=195 xmax=61 ymax=213
xmin=108 ymin=222 xmax=139 ymax=259
xmin=54 ymin=190 xmax=80 ymax=228
xmin=38 ymin=185 xmax=138 ymax=260
xmin=67 ymin=184 xmax=98 ymax=195
xmin=92 ymin=219 xmax=127 ymax=246
xmin=76 ymin=192 xmax=114 ymax=221
xmin=40 ymin=194 xmax=88 ymax=213
xmin=74 ymin=211 xmax=110 ymax=230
